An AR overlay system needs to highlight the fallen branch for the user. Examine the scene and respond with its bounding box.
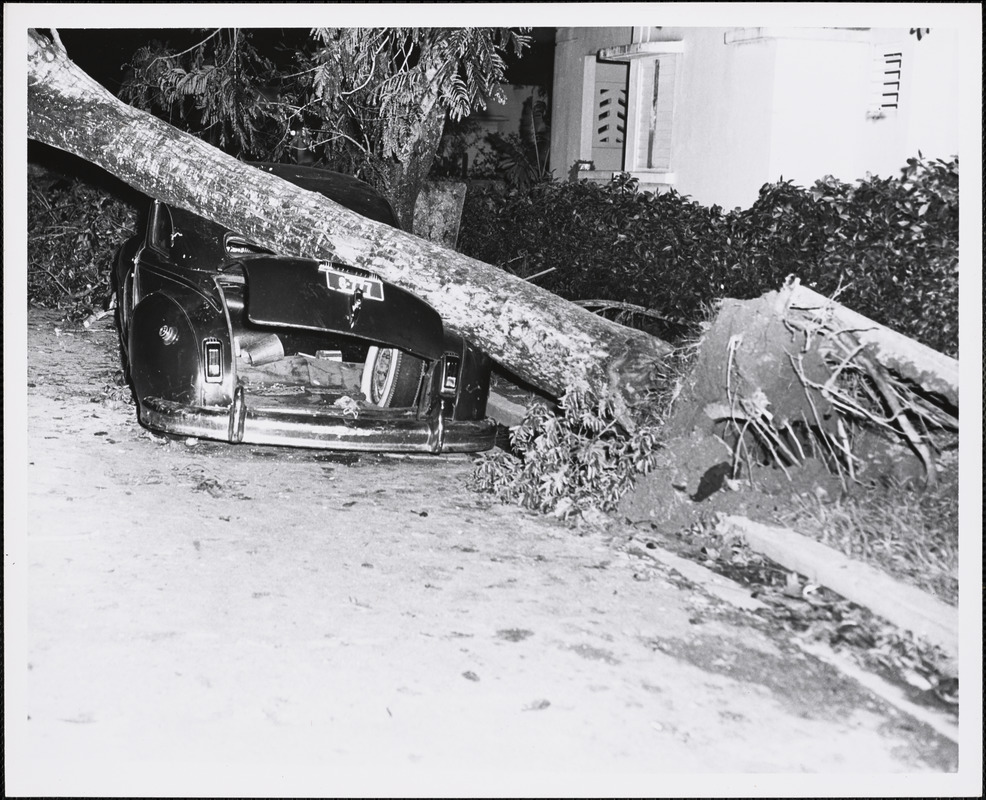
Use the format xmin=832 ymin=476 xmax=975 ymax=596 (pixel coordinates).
xmin=574 ymin=299 xmax=694 ymax=328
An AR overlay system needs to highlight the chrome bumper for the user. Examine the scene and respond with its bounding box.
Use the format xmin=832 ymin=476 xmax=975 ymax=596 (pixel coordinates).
xmin=139 ymin=389 xmax=498 ymax=453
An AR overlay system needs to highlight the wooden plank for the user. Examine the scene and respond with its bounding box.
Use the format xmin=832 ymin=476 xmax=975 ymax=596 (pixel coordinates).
xmin=718 ymin=515 xmax=958 ymax=657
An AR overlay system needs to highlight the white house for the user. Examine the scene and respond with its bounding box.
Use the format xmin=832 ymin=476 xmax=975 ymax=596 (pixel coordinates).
xmin=550 ymin=26 xmax=961 ymax=210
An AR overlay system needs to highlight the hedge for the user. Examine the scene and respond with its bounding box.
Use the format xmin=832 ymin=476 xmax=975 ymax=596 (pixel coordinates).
xmin=457 ymin=157 xmax=959 ymax=356
xmin=27 ymin=153 xmax=959 ymax=357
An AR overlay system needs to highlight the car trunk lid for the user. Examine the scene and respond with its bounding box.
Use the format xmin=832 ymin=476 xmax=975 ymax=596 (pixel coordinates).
xmin=241 ymin=257 xmax=444 ymax=361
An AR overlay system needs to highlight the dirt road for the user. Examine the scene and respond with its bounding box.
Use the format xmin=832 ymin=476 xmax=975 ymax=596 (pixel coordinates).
xmin=7 ymin=310 xmax=964 ymax=795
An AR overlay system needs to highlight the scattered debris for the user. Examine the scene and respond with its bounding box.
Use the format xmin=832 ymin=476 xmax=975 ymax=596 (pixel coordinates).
xmin=333 ymin=394 xmax=361 ymax=420
xmin=82 ymin=296 xmax=116 ymax=328
xmin=496 ymin=628 xmax=534 ymax=643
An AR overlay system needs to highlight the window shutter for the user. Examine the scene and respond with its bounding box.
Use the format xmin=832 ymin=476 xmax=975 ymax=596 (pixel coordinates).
xmin=635 ymin=54 xmax=679 ymax=171
xmin=872 ymin=50 xmax=903 ymax=110
xmin=593 ymin=85 xmax=627 ymax=147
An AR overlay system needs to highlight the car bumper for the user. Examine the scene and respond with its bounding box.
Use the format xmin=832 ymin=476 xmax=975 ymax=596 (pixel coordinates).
xmin=138 ymin=391 xmax=499 ymax=453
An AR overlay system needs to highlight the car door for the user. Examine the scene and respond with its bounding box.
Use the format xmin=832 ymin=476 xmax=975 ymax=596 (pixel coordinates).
xmin=116 ymin=200 xmax=173 ymax=337
xmin=132 ymin=201 xmax=218 ymax=309
xmin=133 ymin=200 xmax=178 ymax=305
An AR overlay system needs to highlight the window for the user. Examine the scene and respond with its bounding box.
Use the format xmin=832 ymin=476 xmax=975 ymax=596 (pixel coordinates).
xmin=630 ymin=53 xmax=680 ymax=172
xmin=590 ymin=62 xmax=629 ymax=171
xmin=589 ymin=38 xmax=684 ymax=182
xmin=147 ymin=200 xmax=173 ymax=254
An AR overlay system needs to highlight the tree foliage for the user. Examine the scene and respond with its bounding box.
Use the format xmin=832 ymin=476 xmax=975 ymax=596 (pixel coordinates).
xmin=120 ymin=27 xmax=530 ymax=223
xmin=305 ymin=28 xmax=527 ymax=161
xmin=472 ymin=390 xmax=662 ymax=519
xmin=27 ymin=168 xmax=137 ymax=313
xmin=120 ymin=30 xmax=292 ymax=159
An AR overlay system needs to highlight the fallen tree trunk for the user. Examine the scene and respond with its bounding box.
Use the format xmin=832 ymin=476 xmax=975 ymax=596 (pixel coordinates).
xmin=26 ymin=29 xmax=672 ymax=421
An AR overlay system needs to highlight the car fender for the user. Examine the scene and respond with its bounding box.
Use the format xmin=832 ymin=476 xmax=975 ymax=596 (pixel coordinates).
xmin=113 ymin=237 xmax=142 ymax=338
xmin=128 ymin=290 xmax=232 ymax=408
xmin=430 ymin=331 xmax=492 ymax=421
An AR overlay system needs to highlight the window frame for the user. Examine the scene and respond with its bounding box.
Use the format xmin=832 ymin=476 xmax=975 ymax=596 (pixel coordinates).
xmin=581 ymin=36 xmax=685 ymax=186
xmin=145 ymin=200 xmax=175 ymax=257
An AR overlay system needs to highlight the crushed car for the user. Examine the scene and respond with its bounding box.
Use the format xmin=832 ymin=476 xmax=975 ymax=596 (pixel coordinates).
xmin=113 ymin=163 xmax=498 ymax=453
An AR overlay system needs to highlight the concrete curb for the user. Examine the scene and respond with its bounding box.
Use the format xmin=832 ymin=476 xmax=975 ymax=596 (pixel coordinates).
xmin=717 ymin=515 xmax=958 ymax=658
xmin=486 ymin=390 xmax=532 ymax=429
xmin=796 ymin=640 xmax=959 ymax=743
xmin=628 ymin=530 xmax=960 ymax=742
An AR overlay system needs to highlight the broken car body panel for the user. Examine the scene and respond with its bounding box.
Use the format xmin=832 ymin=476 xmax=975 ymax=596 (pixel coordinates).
xmin=115 ymin=163 xmax=496 ymax=453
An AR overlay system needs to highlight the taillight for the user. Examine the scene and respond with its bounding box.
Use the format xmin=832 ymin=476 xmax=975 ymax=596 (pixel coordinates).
xmin=204 ymin=339 xmax=223 ymax=382
xmin=440 ymin=353 xmax=461 ymax=397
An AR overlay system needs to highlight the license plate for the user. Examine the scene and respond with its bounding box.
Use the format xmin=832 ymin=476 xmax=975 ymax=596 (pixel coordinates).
xmin=319 ymin=264 xmax=385 ymax=301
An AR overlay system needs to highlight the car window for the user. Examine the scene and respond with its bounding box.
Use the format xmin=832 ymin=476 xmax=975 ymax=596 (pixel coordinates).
xmin=147 ymin=201 xmax=174 ymax=255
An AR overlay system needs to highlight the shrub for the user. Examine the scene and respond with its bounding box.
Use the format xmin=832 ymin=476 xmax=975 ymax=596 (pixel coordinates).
xmin=458 ymin=156 xmax=959 ymax=355
xmin=733 ymin=156 xmax=959 ymax=355
xmin=28 ymin=172 xmax=138 ymax=316
xmin=806 ymin=157 xmax=959 ymax=356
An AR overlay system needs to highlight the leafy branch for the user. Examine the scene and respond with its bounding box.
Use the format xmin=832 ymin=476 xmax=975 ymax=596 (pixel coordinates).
xmin=473 ymin=389 xmax=662 ymax=520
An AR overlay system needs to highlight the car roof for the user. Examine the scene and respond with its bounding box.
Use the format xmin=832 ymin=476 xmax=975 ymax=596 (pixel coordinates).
xmin=251 ymin=162 xmax=400 ymax=229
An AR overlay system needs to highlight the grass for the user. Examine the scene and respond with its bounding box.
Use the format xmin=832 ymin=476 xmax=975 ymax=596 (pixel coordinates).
xmin=781 ymin=473 xmax=959 ymax=607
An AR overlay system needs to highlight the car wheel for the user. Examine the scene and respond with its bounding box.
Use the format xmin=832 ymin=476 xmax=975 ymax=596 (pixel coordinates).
xmin=360 ymin=346 xmax=423 ymax=407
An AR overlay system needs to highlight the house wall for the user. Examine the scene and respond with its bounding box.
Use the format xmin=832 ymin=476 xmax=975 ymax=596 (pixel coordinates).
xmin=655 ymin=27 xmax=886 ymax=209
xmin=551 ymin=27 xmax=961 ymax=210
xmin=765 ymin=33 xmax=874 ymax=196
xmin=859 ymin=27 xmax=960 ymax=179
xmin=665 ymin=28 xmax=779 ymax=210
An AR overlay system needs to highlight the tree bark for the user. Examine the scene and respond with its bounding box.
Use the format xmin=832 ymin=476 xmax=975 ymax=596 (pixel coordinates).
xmin=381 ymin=102 xmax=447 ymax=230
xmin=26 ymin=29 xmax=673 ymax=422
